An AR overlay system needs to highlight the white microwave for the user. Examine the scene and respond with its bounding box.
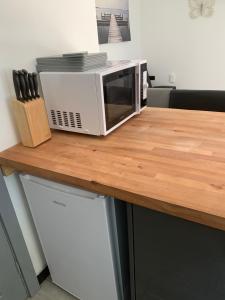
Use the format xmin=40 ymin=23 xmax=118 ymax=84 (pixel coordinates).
xmin=40 ymin=60 xmax=148 ymax=136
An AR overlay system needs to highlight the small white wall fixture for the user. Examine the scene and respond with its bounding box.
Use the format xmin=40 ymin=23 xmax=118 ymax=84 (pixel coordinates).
xmin=189 ymin=0 xmax=216 ymax=18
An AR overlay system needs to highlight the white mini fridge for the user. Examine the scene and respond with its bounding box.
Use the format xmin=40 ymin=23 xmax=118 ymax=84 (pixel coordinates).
xmin=20 ymin=174 xmax=130 ymax=300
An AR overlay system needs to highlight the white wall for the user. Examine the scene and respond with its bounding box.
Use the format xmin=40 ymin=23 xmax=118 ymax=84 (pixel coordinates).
xmin=100 ymin=0 xmax=142 ymax=60
xmin=0 ymin=0 xmax=99 ymax=275
xmin=141 ymin=0 xmax=225 ymax=90
xmin=97 ymin=0 xmax=129 ymax=10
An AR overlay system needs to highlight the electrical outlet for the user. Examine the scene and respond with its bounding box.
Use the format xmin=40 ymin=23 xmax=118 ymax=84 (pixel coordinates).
xmin=169 ymin=73 xmax=176 ymax=84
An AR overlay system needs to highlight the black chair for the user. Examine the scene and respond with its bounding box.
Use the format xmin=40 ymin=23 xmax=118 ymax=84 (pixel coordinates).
xmin=169 ymin=90 xmax=225 ymax=112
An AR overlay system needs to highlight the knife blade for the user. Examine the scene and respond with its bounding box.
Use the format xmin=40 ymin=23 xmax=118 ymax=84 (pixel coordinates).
xmin=22 ymin=69 xmax=32 ymax=100
xmin=12 ymin=70 xmax=22 ymax=101
xmin=28 ymin=73 xmax=36 ymax=99
xmin=32 ymin=72 xmax=40 ymax=98
xmin=18 ymin=71 xmax=28 ymax=101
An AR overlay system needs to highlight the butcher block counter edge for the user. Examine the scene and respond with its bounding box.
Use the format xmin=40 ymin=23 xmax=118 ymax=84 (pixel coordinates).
xmin=1 ymin=157 xmax=224 ymax=232
xmin=1 ymin=108 xmax=225 ymax=232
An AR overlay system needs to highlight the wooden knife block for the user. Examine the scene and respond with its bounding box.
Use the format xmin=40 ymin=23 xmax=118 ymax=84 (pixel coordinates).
xmin=12 ymin=98 xmax=51 ymax=147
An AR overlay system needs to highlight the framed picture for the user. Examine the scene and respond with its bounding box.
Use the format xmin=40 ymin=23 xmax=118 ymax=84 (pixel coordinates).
xmin=96 ymin=0 xmax=131 ymax=44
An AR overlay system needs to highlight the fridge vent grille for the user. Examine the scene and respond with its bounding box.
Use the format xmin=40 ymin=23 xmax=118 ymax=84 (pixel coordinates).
xmin=50 ymin=110 xmax=82 ymax=129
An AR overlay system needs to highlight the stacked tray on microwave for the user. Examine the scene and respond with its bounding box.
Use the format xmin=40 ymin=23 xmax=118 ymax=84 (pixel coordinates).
xmin=36 ymin=52 xmax=108 ymax=72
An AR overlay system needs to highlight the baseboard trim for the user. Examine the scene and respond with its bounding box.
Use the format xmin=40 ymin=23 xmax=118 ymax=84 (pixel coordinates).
xmin=37 ymin=266 xmax=50 ymax=284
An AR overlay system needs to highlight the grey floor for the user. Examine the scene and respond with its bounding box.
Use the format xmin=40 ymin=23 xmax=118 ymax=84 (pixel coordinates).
xmin=29 ymin=277 xmax=78 ymax=300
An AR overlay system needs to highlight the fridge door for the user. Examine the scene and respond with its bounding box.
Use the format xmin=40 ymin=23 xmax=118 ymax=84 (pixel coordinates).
xmin=20 ymin=174 xmax=119 ymax=300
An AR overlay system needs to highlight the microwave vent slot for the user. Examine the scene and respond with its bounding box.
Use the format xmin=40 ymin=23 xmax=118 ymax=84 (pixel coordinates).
xmin=63 ymin=111 xmax=69 ymax=127
xmin=51 ymin=110 xmax=57 ymax=125
xmin=76 ymin=113 xmax=82 ymax=129
xmin=69 ymin=112 xmax=76 ymax=128
xmin=57 ymin=111 xmax=63 ymax=126
xmin=50 ymin=110 xmax=82 ymax=129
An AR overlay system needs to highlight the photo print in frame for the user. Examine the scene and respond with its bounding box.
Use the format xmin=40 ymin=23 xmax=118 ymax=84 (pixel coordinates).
xmin=96 ymin=0 xmax=131 ymax=44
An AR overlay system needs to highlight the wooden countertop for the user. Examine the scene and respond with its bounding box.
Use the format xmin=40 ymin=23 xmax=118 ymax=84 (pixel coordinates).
xmin=2 ymin=108 xmax=225 ymax=231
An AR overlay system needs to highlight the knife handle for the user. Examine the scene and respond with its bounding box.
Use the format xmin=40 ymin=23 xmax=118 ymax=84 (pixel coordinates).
xmin=12 ymin=70 xmax=22 ymax=101
xmin=28 ymin=73 xmax=36 ymax=99
xmin=22 ymin=69 xmax=32 ymax=100
xmin=32 ymin=73 xmax=40 ymax=98
xmin=18 ymin=71 xmax=28 ymax=101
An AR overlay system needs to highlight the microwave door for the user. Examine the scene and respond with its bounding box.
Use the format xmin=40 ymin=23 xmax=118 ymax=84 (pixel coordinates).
xmin=103 ymin=67 xmax=136 ymax=131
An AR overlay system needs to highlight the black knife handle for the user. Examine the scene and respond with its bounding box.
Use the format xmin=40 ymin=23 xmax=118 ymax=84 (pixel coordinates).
xmin=18 ymin=71 xmax=28 ymax=101
xmin=12 ymin=70 xmax=22 ymax=101
xmin=32 ymin=73 xmax=40 ymax=98
xmin=28 ymin=73 xmax=36 ymax=99
xmin=22 ymin=69 xmax=32 ymax=100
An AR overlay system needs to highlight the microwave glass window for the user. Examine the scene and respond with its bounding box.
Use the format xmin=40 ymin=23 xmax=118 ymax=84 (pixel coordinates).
xmin=103 ymin=67 xmax=136 ymax=131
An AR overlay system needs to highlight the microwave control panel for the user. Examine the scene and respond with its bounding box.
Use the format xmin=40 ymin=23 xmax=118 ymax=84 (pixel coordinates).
xmin=140 ymin=62 xmax=148 ymax=109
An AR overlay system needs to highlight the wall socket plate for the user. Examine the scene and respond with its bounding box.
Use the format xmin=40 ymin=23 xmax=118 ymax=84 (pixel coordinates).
xmin=169 ymin=73 xmax=176 ymax=84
